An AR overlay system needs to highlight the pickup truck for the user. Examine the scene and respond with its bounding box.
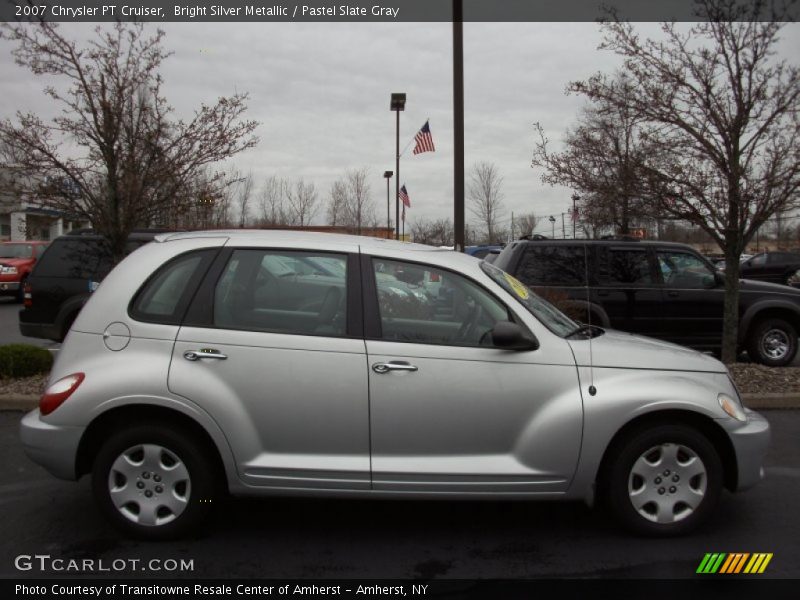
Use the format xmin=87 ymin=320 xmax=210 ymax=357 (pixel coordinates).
xmin=0 ymin=241 xmax=49 ymax=302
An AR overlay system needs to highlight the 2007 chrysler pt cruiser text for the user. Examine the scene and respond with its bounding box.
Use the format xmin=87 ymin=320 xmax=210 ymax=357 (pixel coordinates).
xmin=20 ymin=231 xmax=770 ymax=539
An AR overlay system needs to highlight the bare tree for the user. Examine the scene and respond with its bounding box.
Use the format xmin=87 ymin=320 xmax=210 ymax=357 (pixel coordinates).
xmin=532 ymin=74 xmax=657 ymax=234
xmin=410 ymin=217 xmax=454 ymax=247
xmin=232 ymin=171 xmax=254 ymax=228
xmin=570 ymin=0 xmax=800 ymax=362
xmin=516 ymin=212 xmax=539 ymax=238
xmin=0 ymin=22 xmax=258 ymax=262
xmin=467 ymin=162 xmax=505 ymax=243
xmin=326 ymin=179 xmax=347 ymax=226
xmin=343 ymin=168 xmax=375 ymax=234
xmin=285 ymin=178 xmax=318 ymax=226
xmin=257 ymin=175 xmax=288 ymax=226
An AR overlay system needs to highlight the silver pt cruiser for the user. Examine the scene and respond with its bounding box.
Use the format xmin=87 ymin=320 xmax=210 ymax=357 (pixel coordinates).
xmin=20 ymin=231 xmax=770 ymax=539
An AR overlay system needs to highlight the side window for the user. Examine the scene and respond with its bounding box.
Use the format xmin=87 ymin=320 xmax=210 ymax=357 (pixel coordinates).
xmin=214 ymin=250 xmax=348 ymax=337
xmin=657 ymin=251 xmax=715 ymax=288
xmin=600 ymin=248 xmax=654 ymax=285
xmin=130 ymin=250 xmax=214 ymax=324
xmin=750 ymin=254 xmax=767 ymax=266
xmin=518 ymin=245 xmax=586 ymax=286
xmin=34 ymin=239 xmax=105 ymax=279
xmin=372 ymin=258 xmax=508 ymax=346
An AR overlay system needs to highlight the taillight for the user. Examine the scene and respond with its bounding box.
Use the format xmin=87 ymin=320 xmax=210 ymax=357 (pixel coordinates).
xmin=429 ymin=273 xmax=440 ymax=282
xmin=40 ymin=373 xmax=85 ymax=416
xmin=23 ymin=281 xmax=32 ymax=308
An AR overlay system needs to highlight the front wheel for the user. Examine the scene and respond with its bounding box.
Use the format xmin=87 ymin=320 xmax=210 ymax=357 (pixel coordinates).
xmin=602 ymin=424 xmax=723 ymax=536
xmin=92 ymin=424 xmax=220 ymax=540
xmin=746 ymin=318 xmax=798 ymax=367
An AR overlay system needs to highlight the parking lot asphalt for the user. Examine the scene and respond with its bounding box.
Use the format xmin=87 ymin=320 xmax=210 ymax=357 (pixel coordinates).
xmin=0 ymin=409 xmax=798 ymax=579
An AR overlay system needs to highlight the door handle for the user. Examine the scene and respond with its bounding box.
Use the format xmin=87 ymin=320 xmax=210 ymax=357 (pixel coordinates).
xmin=667 ymin=290 xmax=679 ymax=297
xmin=372 ymin=361 xmax=418 ymax=374
xmin=184 ymin=349 xmax=228 ymax=361
xmin=596 ymin=290 xmax=609 ymax=297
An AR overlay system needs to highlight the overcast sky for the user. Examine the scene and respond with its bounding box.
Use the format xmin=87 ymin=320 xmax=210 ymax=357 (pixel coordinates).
xmin=1 ymin=21 xmax=798 ymax=236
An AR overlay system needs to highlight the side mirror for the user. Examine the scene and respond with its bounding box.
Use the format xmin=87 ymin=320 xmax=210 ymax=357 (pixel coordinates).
xmin=491 ymin=320 xmax=539 ymax=351
xmin=714 ymin=270 xmax=725 ymax=286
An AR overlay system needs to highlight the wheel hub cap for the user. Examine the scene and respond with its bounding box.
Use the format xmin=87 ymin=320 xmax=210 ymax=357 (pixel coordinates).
xmin=108 ymin=444 xmax=191 ymax=527
xmin=628 ymin=443 xmax=707 ymax=524
xmin=761 ymin=329 xmax=789 ymax=360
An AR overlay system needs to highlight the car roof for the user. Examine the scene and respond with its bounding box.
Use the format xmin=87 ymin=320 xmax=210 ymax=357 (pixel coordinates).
xmin=512 ymin=238 xmax=698 ymax=250
xmin=156 ymin=229 xmax=452 ymax=254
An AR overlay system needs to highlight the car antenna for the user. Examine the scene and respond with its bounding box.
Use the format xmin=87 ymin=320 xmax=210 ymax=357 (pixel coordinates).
xmin=584 ymin=244 xmax=597 ymax=396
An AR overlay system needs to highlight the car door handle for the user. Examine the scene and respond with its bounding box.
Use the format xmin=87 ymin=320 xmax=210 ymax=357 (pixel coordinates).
xmin=596 ymin=290 xmax=609 ymax=297
xmin=667 ymin=290 xmax=679 ymax=297
xmin=184 ymin=349 xmax=228 ymax=361
xmin=372 ymin=361 xmax=418 ymax=374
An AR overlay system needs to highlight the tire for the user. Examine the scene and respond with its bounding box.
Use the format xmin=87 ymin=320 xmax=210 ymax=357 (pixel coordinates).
xmin=92 ymin=424 xmax=220 ymax=540
xmin=746 ymin=318 xmax=798 ymax=367
xmin=602 ymin=424 xmax=723 ymax=536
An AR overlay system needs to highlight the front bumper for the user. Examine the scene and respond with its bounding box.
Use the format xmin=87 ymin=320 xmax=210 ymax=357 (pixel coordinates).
xmin=19 ymin=410 xmax=85 ymax=481
xmin=728 ymin=408 xmax=771 ymax=491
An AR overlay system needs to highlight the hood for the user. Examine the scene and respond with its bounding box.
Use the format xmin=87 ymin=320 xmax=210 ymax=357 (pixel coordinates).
xmin=739 ymin=277 xmax=800 ymax=295
xmin=568 ymin=329 xmax=727 ymax=374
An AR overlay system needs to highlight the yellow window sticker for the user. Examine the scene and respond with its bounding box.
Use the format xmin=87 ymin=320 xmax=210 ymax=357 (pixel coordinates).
xmin=503 ymin=273 xmax=530 ymax=299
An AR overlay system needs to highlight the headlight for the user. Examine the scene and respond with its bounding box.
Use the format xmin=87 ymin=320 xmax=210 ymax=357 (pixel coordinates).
xmin=718 ymin=393 xmax=746 ymax=422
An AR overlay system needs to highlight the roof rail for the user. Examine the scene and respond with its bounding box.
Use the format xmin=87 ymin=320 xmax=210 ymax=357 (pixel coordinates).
xmin=519 ymin=234 xmax=549 ymax=241
xmin=599 ymin=234 xmax=641 ymax=241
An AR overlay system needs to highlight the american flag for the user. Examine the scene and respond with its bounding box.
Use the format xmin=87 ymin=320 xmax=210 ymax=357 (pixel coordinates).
xmin=399 ymin=184 xmax=410 ymax=207
xmin=413 ymin=121 xmax=435 ymax=155
xmin=401 ymin=204 xmax=406 ymax=222
xmin=571 ymin=206 xmax=579 ymax=221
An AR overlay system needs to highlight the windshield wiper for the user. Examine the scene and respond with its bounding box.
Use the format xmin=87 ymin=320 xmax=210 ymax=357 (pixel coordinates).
xmin=565 ymin=324 xmax=605 ymax=339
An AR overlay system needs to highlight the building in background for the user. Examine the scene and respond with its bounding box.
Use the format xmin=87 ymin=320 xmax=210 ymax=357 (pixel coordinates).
xmin=0 ymin=167 xmax=88 ymax=241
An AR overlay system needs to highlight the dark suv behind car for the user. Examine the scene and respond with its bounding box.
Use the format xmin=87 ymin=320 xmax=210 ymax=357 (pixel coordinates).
xmin=494 ymin=237 xmax=800 ymax=366
xmin=19 ymin=230 xmax=163 ymax=341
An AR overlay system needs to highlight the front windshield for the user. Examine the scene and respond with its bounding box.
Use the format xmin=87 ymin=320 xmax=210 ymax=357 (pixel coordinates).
xmin=0 ymin=244 xmax=33 ymax=259
xmin=480 ymin=261 xmax=578 ymax=337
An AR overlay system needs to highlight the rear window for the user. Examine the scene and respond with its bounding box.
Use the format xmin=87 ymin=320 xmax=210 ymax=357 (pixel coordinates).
xmin=0 ymin=243 xmax=34 ymax=259
xmin=517 ymin=245 xmax=587 ymax=286
xmin=33 ymin=238 xmax=147 ymax=279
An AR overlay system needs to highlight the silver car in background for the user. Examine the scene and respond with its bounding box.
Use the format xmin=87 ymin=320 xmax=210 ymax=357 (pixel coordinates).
xmin=20 ymin=231 xmax=770 ymax=539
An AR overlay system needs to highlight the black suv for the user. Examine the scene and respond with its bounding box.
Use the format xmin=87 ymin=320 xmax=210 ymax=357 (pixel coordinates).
xmin=494 ymin=237 xmax=800 ymax=366
xmin=739 ymin=251 xmax=800 ymax=287
xmin=19 ymin=230 xmax=164 ymax=342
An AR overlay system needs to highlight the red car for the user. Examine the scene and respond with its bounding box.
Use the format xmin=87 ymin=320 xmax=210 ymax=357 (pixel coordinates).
xmin=0 ymin=241 xmax=49 ymax=302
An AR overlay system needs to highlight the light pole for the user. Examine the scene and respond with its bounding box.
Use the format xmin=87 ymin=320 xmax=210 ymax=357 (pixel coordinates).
xmin=453 ymin=0 xmax=465 ymax=252
xmin=390 ymin=93 xmax=406 ymax=240
xmin=571 ymin=192 xmax=579 ymax=239
xmin=383 ymin=170 xmax=393 ymax=239
xmin=549 ymin=215 xmax=556 ymax=238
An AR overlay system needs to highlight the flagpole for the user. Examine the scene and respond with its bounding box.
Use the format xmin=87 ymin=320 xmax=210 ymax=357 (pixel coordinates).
xmin=395 ymin=107 xmax=401 ymax=240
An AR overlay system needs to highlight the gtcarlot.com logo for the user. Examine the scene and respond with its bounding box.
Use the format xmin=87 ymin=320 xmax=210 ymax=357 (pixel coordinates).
xmin=696 ymin=553 xmax=773 ymax=574
xmin=14 ymin=554 xmax=194 ymax=573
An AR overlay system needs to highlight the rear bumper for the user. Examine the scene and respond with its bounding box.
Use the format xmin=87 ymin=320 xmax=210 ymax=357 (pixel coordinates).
xmin=19 ymin=320 xmax=61 ymax=341
xmin=728 ymin=409 xmax=771 ymax=491
xmin=19 ymin=410 xmax=84 ymax=481
xmin=0 ymin=281 xmax=20 ymax=294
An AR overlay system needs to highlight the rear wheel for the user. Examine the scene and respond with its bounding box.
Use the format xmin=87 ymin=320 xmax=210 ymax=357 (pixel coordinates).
xmin=746 ymin=318 xmax=798 ymax=367
xmin=92 ymin=424 xmax=219 ymax=540
xmin=602 ymin=424 xmax=723 ymax=536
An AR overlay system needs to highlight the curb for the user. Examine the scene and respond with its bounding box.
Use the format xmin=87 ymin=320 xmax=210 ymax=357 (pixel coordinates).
xmin=2 ymin=393 xmax=800 ymax=411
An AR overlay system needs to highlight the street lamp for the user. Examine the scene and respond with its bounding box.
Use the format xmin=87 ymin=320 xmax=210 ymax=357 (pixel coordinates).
xmin=571 ymin=192 xmax=579 ymax=239
xmin=390 ymin=93 xmax=406 ymax=240
xmin=548 ymin=215 xmax=556 ymax=238
xmin=383 ymin=170 xmax=393 ymax=239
